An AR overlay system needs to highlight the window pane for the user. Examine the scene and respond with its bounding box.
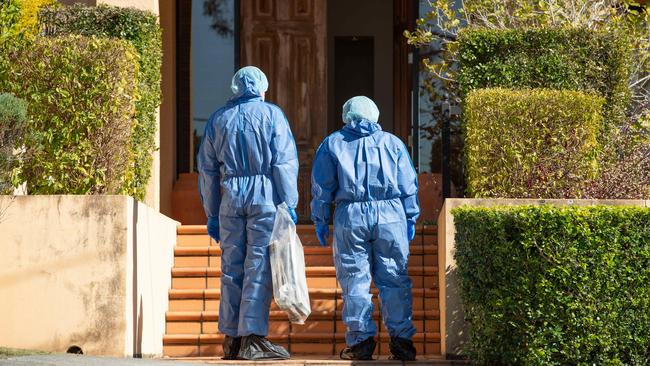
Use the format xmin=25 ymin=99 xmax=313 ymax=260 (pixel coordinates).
xmin=417 ymin=0 xmax=465 ymax=194
xmin=191 ymin=0 xmax=236 ymax=171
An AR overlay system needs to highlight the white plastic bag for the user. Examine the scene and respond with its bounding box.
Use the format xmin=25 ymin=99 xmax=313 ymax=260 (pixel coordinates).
xmin=269 ymin=203 xmax=311 ymax=324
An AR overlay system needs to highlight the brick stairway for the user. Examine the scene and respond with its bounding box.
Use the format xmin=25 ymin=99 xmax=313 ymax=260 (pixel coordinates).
xmin=163 ymin=225 xmax=440 ymax=358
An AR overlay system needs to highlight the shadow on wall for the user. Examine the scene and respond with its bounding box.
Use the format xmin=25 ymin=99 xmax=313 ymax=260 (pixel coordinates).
xmin=445 ymin=266 xmax=468 ymax=359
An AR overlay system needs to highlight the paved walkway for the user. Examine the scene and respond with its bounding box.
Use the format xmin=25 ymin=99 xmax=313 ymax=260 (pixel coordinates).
xmin=0 ymin=355 xmax=467 ymax=365
xmin=0 ymin=355 xmax=198 ymax=366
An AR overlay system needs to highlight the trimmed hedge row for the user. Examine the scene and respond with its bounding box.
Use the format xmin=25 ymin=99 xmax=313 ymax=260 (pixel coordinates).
xmin=40 ymin=4 xmax=162 ymax=199
xmin=3 ymin=35 xmax=139 ymax=194
xmin=453 ymin=205 xmax=650 ymax=365
xmin=0 ymin=93 xmax=28 ymax=194
xmin=458 ymin=27 xmax=631 ymax=129
xmin=463 ymin=88 xmax=603 ymax=198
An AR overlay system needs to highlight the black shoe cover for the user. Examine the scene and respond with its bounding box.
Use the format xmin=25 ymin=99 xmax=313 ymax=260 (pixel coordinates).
xmin=238 ymin=334 xmax=290 ymax=360
xmin=222 ymin=336 xmax=241 ymax=360
xmin=340 ymin=337 xmax=376 ymax=360
xmin=389 ymin=337 xmax=416 ymax=361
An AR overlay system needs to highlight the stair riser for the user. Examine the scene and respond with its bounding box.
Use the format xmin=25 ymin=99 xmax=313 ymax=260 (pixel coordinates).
xmin=176 ymin=234 xmax=438 ymax=248
xmin=174 ymin=254 xmax=438 ymax=268
xmin=166 ymin=310 xmax=440 ymax=322
xmin=169 ymin=298 xmax=340 ymax=312
xmin=166 ymin=319 xmax=441 ymax=336
xmin=172 ymin=276 xmax=438 ymax=290
xmin=168 ymin=297 xmax=439 ymax=313
xmin=171 ymin=267 xmax=438 ymax=277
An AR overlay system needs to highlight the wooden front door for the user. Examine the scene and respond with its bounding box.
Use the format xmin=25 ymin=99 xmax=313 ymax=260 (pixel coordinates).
xmin=241 ymin=0 xmax=327 ymax=221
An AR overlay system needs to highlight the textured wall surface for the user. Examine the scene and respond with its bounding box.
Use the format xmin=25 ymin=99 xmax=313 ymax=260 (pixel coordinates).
xmin=0 ymin=195 xmax=177 ymax=356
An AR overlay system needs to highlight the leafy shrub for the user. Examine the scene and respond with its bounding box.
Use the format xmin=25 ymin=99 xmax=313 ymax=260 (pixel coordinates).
xmin=40 ymin=4 xmax=162 ymax=199
xmin=3 ymin=35 xmax=139 ymax=194
xmin=453 ymin=205 xmax=650 ymax=365
xmin=0 ymin=93 xmax=28 ymax=193
xmin=1 ymin=0 xmax=55 ymax=41
xmin=16 ymin=0 xmax=57 ymax=38
xmin=0 ymin=0 xmax=22 ymax=43
xmin=464 ymin=88 xmax=604 ymax=198
xmin=458 ymin=28 xmax=631 ymax=129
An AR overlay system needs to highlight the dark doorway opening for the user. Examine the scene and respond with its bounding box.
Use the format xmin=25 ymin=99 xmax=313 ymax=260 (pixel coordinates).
xmin=333 ymin=37 xmax=374 ymax=133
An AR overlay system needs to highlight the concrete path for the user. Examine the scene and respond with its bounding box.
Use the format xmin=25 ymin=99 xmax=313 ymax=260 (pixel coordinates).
xmin=0 ymin=355 xmax=467 ymax=365
xmin=0 ymin=355 xmax=199 ymax=366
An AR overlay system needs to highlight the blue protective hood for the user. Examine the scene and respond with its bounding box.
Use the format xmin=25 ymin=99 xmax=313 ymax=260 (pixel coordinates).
xmin=343 ymin=119 xmax=382 ymax=137
xmin=229 ymin=66 xmax=268 ymax=102
xmin=229 ymin=75 xmax=264 ymax=102
xmin=342 ymin=96 xmax=380 ymax=124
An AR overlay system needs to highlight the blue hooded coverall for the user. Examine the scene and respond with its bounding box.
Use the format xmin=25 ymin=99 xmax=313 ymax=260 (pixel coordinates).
xmin=198 ymin=66 xmax=299 ymax=337
xmin=311 ymin=96 xmax=420 ymax=346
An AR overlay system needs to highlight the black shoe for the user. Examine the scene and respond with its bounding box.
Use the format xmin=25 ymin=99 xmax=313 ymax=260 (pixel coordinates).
xmin=238 ymin=334 xmax=290 ymax=360
xmin=222 ymin=336 xmax=241 ymax=360
xmin=389 ymin=337 xmax=416 ymax=361
xmin=339 ymin=337 xmax=376 ymax=360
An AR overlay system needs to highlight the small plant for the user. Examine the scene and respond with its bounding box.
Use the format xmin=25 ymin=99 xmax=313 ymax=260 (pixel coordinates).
xmin=0 ymin=0 xmax=55 ymax=41
xmin=0 ymin=93 xmax=28 ymax=194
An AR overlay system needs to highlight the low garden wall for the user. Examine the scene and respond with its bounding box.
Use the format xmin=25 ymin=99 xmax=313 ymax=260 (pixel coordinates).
xmin=437 ymin=198 xmax=650 ymax=360
xmin=0 ymin=195 xmax=178 ymax=357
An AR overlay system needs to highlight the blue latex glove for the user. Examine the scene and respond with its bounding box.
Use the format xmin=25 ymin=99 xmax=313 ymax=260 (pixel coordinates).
xmin=407 ymin=221 xmax=416 ymax=242
xmin=207 ymin=216 xmax=220 ymax=242
xmin=315 ymin=224 xmax=330 ymax=247
xmin=288 ymin=207 xmax=298 ymax=224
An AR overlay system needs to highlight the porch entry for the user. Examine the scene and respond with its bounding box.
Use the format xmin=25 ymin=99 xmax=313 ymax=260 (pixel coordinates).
xmin=174 ymin=0 xmax=419 ymax=224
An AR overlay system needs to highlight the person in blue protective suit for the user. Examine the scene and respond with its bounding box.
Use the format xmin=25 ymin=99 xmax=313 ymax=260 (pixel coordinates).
xmin=311 ymin=96 xmax=420 ymax=361
xmin=198 ymin=66 xmax=299 ymax=361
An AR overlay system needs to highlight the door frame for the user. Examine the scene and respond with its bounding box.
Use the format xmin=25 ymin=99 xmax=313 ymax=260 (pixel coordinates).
xmin=176 ymin=0 xmax=419 ymax=176
xmin=393 ymin=0 xmax=418 ymax=161
xmin=175 ymin=0 xmax=242 ymax=177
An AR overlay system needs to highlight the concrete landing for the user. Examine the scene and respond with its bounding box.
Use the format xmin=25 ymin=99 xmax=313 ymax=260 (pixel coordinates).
xmin=0 ymin=355 xmax=197 ymax=366
xmin=0 ymin=355 xmax=468 ymax=366
xmin=166 ymin=356 xmax=468 ymax=365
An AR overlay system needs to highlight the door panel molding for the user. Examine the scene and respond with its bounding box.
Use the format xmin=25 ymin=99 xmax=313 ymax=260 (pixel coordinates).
xmin=241 ymin=0 xmax=327 ymax=220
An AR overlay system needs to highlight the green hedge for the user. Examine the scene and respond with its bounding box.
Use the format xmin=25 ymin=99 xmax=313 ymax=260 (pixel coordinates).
xmin=40 ymin=4 xmax=162 ymax=199
xmin=3 ymin=35 xmax=139 ymax=194
xmin=458 ymin=28 xmax=631 ymax=128
xmin=464 ymin=88 xmax=603 ymax=198
xmin=453 ymin=205 xmax=650 ymax=365
xmin=0 ymin=93 xmax=28 ymax=193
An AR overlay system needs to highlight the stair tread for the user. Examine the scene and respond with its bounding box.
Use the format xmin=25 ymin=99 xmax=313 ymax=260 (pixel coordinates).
xmin=163 ymin=332 xmax=441 ymax=344
xmin=174 ymin=245 xmax=437 ymax=256
xmin=169 ymin=288 xmax=439 ymax=299
xmin=166 ymin=309 xmax=440 ymax=321
xmin=172 ymin=266 xmax=437 ymax=278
